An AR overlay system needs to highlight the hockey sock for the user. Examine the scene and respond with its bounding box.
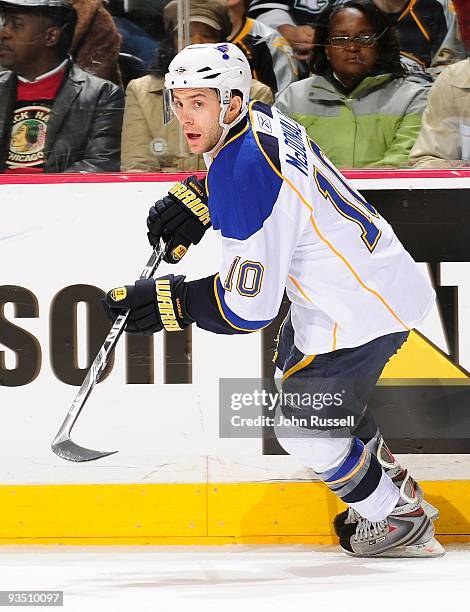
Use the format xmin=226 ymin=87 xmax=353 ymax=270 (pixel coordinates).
xmin=317 ymin=437 xmax=399 ymax=522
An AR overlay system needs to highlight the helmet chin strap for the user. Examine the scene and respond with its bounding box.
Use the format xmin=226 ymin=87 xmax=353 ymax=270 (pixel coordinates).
xmin=204 ymin=88 xmax=248 ymax=159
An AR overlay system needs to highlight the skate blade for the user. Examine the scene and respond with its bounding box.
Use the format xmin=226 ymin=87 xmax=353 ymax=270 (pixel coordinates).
xmin=421 ymin=499 xmax=439 ymax=521
xmin=343 ymin=537 xmax=446 ymax=559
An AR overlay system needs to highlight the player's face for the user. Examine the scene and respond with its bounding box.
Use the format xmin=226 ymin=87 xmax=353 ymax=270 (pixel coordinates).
xmin=172 ymin=88 xmax=224 ymax=154
xmin=325 ymin=8 xmax=378 ymax=87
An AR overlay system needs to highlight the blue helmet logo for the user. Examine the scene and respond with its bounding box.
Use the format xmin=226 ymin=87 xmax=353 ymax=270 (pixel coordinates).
xmin=216 ymin=44 xmax=230 ymax=60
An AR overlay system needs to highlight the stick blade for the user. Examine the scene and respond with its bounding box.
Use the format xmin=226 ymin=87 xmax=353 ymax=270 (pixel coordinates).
xmin=51 ymin=439 xmax=118 ymax=463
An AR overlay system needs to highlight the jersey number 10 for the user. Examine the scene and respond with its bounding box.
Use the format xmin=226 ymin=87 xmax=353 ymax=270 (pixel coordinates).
xmin=223 ymin=256 xmax=264 ymax=297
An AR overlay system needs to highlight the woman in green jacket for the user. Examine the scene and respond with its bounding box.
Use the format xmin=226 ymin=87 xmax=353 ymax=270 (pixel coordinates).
xmin=275 ymin=0 xmax=430 ymax=168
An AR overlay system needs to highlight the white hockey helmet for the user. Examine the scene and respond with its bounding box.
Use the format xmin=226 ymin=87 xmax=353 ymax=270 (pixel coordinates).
xmin=164 ymin=43 xmax=252 ymax=155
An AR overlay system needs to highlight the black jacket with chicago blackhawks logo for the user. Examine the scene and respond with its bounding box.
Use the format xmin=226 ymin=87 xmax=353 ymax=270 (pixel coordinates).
xmin=0 ymin=61 xmax=123 ymax=173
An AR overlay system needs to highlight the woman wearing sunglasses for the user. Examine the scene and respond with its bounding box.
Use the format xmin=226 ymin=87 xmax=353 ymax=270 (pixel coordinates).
xmin=275 ymin=0 xmax=430 ymax=168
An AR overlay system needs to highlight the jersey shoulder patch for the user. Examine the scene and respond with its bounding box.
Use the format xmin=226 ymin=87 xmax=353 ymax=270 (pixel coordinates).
xmin=249 ymin=101 xmax=282 ymax=175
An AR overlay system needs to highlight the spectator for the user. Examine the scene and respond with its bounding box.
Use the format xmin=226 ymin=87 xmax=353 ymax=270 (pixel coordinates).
xmin=0 ymin=0 xmax=124 ymax=173
xmin=69 ymin=0 xmax=122 ymax=86
xmin=227 ymin=0 xmax=298 ymax=95
xmin=107 ymin=0 xmax=159 ymax=75
xmin=431 ymin=0 xmax=468 ymax=75
xmin=275 ymin=0 xmax=430 ymax=168
xmin=121 ymin=0 xmax=273 ymax=172
xmin=248 ymin=0 xmax=320 ymax=62
xmin=373 ymin=0 xmax=447 ymax=69
xmin=454 ymin=0 xmax=470 ymax=50
xmin=113 ymin=15 xmax=157 ymax=75
xmin=409 ymin=57 xmax=470 ymax=166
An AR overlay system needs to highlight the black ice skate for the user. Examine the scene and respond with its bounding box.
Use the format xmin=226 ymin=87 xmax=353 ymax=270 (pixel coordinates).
xmin=333 ymin=436 xmax=439 ymax=536
xmin=339 ymin=473 xmax=445 ymax=558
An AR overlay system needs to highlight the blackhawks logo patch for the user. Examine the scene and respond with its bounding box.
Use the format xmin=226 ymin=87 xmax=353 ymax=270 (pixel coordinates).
xmin=7 ymin=105 xmax=51 ymax=170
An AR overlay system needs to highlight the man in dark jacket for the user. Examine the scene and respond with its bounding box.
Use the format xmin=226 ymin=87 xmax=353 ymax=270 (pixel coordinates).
xmin=0 ymin=0 xmax=123 ymax=173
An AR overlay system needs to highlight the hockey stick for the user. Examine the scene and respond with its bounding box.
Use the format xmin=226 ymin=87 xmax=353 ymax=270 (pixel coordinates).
xmin=51 ymin=242 xmax=166 ymax=462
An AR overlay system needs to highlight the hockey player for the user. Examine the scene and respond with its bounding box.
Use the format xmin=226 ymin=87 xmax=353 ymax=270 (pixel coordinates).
xmin=104 ymin=42 xmax=444 ymax=558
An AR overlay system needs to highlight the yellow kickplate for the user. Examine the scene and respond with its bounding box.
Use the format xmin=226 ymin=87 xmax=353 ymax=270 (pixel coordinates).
xmin=0 ymin=480 xmax=467 ymax=544
xmin=0 ymin=484 xmax=206 ymax=540
xmin=207 ymin=483 xmax=344 ymax=537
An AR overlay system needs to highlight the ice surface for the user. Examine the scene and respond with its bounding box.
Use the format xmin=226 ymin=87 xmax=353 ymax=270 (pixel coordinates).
xmin=0 ymin=544 xmax=466 ymax=612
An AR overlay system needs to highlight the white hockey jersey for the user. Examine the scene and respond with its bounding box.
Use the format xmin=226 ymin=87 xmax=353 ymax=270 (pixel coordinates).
xmin=201 ymin=100 xmax=435 ymax=355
